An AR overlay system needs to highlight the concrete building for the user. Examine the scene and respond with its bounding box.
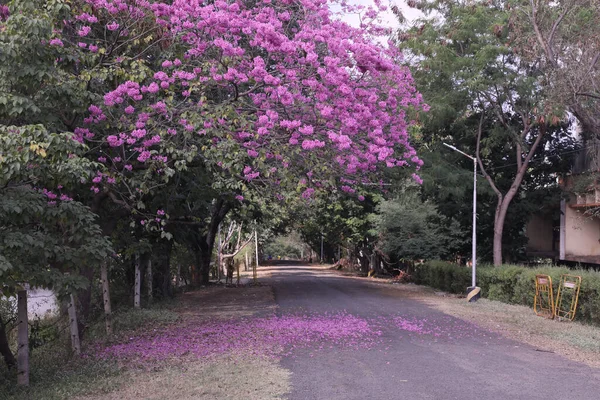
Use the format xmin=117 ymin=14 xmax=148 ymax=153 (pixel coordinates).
xmin=526 ymin=139 xmax=600 ymax=265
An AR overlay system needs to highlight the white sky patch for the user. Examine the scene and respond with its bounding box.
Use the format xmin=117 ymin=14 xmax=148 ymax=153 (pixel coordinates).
xmin=337 ymin=0 xmax=424 ymax=30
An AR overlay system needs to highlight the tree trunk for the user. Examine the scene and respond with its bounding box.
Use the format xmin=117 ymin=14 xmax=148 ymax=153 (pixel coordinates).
xmin=76 ymin=265 xmax=94 ymax=340
xmin=245 ymin=252 xmax=249 ymax=272
xmin=0 ymin=313 xmax=16 ymax=369
xmin=16 ymin=290 xmax=28 ymax=386
xmin=101 ymin=263 xmax=112 ymax=335
xmin=175 ymin=263 xmax=181 ymax=290
xmin=477 ymin=116 xmax=546 ymax=266
xmin=67 ymin=294 xmax=81 ymax=355
xmin=161 ymin=241 xmax=173 ymax=297
xmin=134 ymin=254 xmax=141 ymax=309
xmin=492 ymin=183 xmax=521 ymax=265
xmin=146 ymin=258 xmax=153 ymax=303
xmin=198 ymin=250 xmax=212 ymax=285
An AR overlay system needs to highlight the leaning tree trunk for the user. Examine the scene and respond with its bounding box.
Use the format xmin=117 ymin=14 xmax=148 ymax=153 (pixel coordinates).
xmin=492 ymin=181 xmax=523 ymax=265
xmin=476 ymin=114 xmax=546 ymax=266
xmin=0 ymin=313 xmax=16 ymax=369
xmin=100 ymin=263 xmax=112 ymax=335
xmin=16 ymin=290 xmax=28 ymax=386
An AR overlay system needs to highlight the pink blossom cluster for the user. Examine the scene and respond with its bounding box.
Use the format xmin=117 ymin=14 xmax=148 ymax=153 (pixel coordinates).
xmin=64 ymin=0 xmax=426 ymax=201
xmin=0 ymin=5 xmax=9 ymax=21
xmin=41 ymin=187 xmax=73 ymax=205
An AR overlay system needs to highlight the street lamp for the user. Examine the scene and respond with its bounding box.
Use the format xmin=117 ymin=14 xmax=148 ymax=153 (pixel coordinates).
xmin=443 ymin=143 xmax=480 ymax=302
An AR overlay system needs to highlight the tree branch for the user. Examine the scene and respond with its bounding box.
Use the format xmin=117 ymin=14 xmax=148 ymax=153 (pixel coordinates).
xmin=576 ymin=92 xmax=600 ymax=100
xmin=475 ymin=112 xmax=503 ymax=199
xmin=547 ymin=7 xmax=570 ymax=50
xmin=530 ymin=0 xmax=556 ymax=66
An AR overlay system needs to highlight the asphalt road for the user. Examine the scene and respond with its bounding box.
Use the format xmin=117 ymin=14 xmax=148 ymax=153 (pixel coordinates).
xmin=262 ymin=263 xmax=600 ymax=400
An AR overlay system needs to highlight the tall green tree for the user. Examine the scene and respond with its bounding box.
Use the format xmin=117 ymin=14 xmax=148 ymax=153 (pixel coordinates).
xmin=397 ymin=1 xmax=574 ymax=264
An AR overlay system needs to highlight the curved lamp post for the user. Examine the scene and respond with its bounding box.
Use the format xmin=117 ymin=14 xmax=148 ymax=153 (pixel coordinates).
xmin=443 ymin=143 xmax=480 ymax=302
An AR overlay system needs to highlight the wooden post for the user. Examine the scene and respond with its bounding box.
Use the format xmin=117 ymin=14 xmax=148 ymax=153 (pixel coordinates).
xmin=67 ymin=294 xmax=81 ymax=355
xmin=146 ymin=258 xmax=153 ymax=303
xmin=134 ymin=254 xmax=141 ymax=309
xmin=245 ymin=252 xmax=249 ymax=272
xmin=101 ymin=263 xmax=112 ymax=335
xmin=17 ymin=289 xmax=29 ymax=386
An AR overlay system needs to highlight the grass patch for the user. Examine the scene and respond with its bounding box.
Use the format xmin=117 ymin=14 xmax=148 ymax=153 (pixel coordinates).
xmin=74 ymin=355 xmax=290 ymax=400
xmin=0 ymin=339 xmax=124 ymax=400
xmin=87 ymin=306 xmax=180 ymax=342
xmin=1 ymin=286 xmax=283 ymax=399
xmin=0 ymin=299 xmax=181 ymax=400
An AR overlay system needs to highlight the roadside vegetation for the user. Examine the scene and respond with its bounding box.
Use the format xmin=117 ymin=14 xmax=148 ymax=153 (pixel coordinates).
xmin=411 ymin=261 xmax=600 ymax=325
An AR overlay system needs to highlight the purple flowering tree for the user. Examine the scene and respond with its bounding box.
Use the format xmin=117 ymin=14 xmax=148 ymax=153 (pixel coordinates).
xmin=61 ymin=0 xmax=425 ymax=281
xmin=5 ymin=0 xmax=425 ymax=289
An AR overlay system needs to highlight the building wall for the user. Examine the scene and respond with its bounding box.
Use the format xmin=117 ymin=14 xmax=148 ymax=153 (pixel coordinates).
xmin=564 ymin=206 xmax=600 ymax=259
xmin=526 ymin=214 xmax=555 ymax=253
xmin=6 ymin=288 xmax=59 ymax=320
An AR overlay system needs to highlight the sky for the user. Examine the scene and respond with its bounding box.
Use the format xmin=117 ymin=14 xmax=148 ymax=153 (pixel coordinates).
xmin=339 ymin=0 xmax=424 ymax=30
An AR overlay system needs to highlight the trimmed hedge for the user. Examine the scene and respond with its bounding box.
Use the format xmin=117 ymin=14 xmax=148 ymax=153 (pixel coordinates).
xmin=413 ymin=261 xmax=600 ymax=326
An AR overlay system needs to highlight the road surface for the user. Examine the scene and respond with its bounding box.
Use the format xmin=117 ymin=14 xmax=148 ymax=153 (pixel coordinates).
xmin=262 ymin=263 xmax=600 ymax=400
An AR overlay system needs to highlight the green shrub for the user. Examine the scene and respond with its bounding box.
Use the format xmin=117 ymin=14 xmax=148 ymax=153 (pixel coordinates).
xmin=413 ymin=261 xmax=600 ymax=325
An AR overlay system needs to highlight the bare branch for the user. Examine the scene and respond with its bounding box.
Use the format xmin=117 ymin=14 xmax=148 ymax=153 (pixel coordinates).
xmin=576 ymin=92 xmax=600 ymax=100
xmin=222 ymin=235 xmax=254 ymax=259
xmin=547 ymin=7 xmax=570 ymax=50
xmin=530 ymin=0 xmax=556 ymax=66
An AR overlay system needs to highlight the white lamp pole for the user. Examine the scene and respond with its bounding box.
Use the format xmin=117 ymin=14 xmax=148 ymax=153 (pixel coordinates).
xmin=443 ymin=143 xmax=480 ymax=301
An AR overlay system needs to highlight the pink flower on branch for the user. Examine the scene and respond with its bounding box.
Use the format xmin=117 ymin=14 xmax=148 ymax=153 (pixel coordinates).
xmin=75 ymin=0 xmax=426 ymax=201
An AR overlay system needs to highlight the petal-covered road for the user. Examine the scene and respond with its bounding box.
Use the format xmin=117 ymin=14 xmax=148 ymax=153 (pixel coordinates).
xmin=264 ymin=263 xmax=600 ymax=400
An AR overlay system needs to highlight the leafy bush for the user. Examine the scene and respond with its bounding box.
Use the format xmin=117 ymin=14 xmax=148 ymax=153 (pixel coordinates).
xmin=377 ymin=191 xmax=465 ymax=261
xmin=413 ymin=261 xmax=600 ymax=325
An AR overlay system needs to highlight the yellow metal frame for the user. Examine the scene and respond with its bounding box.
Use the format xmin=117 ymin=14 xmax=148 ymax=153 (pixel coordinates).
xmin=534 ymin=274 xmax=555 ymax=319
xmin=555 ymin=274 xmax=582 ymax=321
